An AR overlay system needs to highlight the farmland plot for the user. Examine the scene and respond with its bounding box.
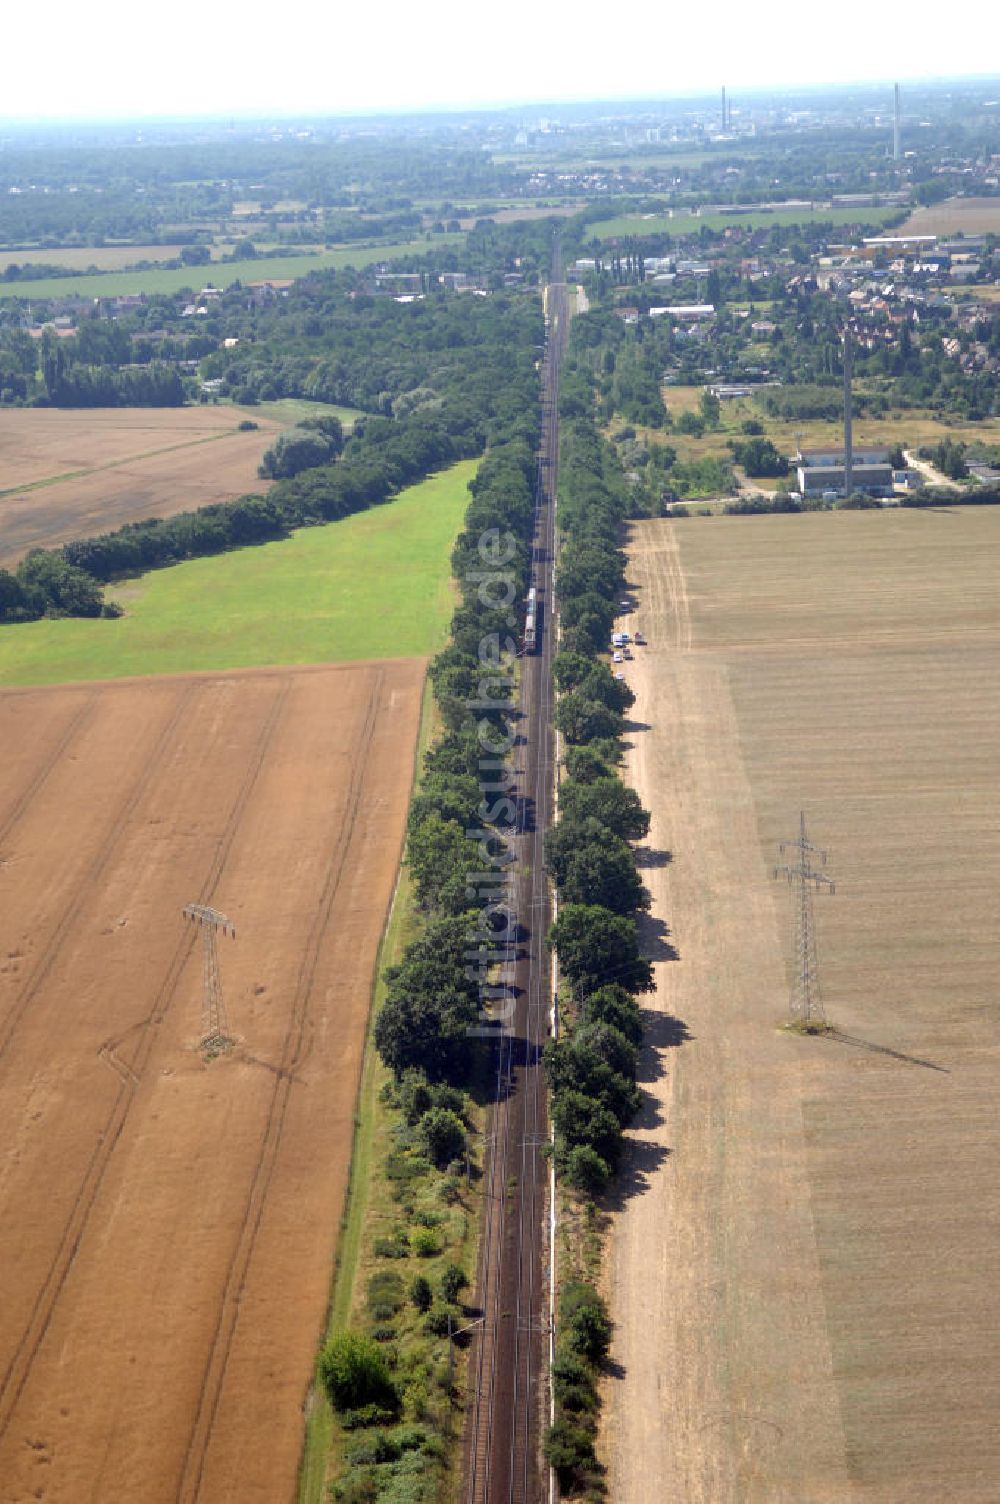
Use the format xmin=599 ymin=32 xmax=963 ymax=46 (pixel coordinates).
xmin=0 ymin=660 xmax=424 ymax=1503
xmin=604 ymin=508 xmax=1000 ymax=1502
xmin=0 ymin=407 xmax=285 ymax=565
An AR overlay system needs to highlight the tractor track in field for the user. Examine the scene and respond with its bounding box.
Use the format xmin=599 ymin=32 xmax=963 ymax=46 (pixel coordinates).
xmin=0 ymin=676 xmax=291 ymax=1451
xmin=175 ymin=672 xmax=383 ymax=1503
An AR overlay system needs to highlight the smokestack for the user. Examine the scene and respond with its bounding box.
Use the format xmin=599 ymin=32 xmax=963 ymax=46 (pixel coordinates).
xmin=893 ymin=82 xmax=901 ymax=162
xmin=843 ymin=328 xmax=854 ymax=497
xmin=721 ymin=86 xmax=727 ymax=133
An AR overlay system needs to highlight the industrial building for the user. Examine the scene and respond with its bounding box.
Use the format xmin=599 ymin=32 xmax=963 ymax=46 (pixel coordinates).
xmin=795 ymin=446 xmax=894 ymax=497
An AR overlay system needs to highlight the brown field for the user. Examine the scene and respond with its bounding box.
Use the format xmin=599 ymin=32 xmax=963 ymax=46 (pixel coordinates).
xmin=898 ymin=196 xmax=1000 ymax=238
xmin=0 ymin=660 xmax=424 ymax=1503
xmin=0 ymin=408 xmax=284 ymax=565
xmin=605 ymin=507 xmax=1000 ymax=1501
xmin=0 ymin=246 xmax=199 ymax=272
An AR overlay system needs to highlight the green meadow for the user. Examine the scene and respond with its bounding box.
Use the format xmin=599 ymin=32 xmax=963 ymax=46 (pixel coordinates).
xmin=0 ymin=460 xmax=477 ymax=686
xmin=0 ymin=234 xmax=466 ymax=301
xmin=587 ymin=205 xmax=900 ymax=240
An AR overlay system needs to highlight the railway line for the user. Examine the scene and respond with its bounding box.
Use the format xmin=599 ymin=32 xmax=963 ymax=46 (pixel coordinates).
xmin=463 ymin=242 xmax=570 ymax=1504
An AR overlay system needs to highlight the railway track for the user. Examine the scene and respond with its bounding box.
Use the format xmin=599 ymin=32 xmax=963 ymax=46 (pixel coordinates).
xmin=464 ymin=241 xmax=569 ymax=1504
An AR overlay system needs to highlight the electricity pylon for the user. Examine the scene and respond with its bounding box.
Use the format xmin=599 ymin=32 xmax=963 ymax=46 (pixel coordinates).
xmin=774 ymin=813 xmax=834 ymax=1027
xmin=183 ymin=903 xmax=236 ymax=1049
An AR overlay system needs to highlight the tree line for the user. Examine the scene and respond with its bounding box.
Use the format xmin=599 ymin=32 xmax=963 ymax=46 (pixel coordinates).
xmin=315 ymin=296 xmax=544 ymax=1503
xmin=0 ymin=296 xmax=539 ymax=624
xmin=542 ymin=404 xmax=661 ymax=1496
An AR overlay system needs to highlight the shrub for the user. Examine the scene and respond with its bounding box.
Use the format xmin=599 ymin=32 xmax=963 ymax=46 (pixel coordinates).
xmin=412 ymin=1208 xmax=442 ymax=1228
xmin=564 ymin=1143 xmax=611 ymax=1195
xmin=367 ymin=1270 xmax=405 ymax=1319
xmin=409 ymin=1275 xmax=433 ymax=1312
xmin=429 ymin=1082 xmax=465 ymax=1116
xmin=384 ymin=1150 xmax=430 ymax=1184
xmin=424 ymin=1302 xmax=458 ymax=1337
xmin=417 ymin=1107 xmax=466 ymax=1169
xmin=331 ymin=1469 xmax=379 ymax=1503
xmin=373 ymin=1230 xmax=410 ymax=1259
xmin=544 ymin=1418 xmax=598 ymax=1489
xmin=562 ymin=1283 xmax=613 ymax=1364
xmin=411 ymin=1227 xmax=442 ymax=1258
xmin=319 ymin=1331 xmax=398 ymax=1414
xmin=345 ymin=1429 xmax=402 ymax=1464
xmin=552 ymin=1349 xmax=599 ymax=1413
xmin=396 ymin=1068 xmax=433 ymax=1126
xmin=439 ymin=1263 xmax=468 ymax=1303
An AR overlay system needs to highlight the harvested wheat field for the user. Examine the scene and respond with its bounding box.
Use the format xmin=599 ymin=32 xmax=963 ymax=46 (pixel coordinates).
xmin=0 ymin=659 xmax=424 ymax=1503
xmin=898 ymin=196 xmax=1000 ymax=238
xmin=0 ymin=408 xmax=284 ymax=565
xmin=605 ymin=506 xmax=1000 ymax=1503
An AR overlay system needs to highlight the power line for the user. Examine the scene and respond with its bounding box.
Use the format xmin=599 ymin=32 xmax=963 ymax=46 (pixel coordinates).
xmin=182 ymin=903 xmax=236 ymax=1050
xmin=774 ymin=812 xmax=834 ymax=1029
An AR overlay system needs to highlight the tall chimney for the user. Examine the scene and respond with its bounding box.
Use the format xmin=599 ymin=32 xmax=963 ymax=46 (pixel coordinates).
xmin=721 ymin=86 xmax=727 ymax=133
xmin=843 ymin=328 xmax=854 ymax=497
xmin=893 ymin=82 xmax=901 ymax=162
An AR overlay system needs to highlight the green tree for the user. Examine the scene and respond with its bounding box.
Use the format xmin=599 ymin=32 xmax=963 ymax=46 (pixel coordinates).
xmin=548 ymin=903 xmax=653 ymax=996
xmin=318 ymin=1331 xmax=397 ymax=1413
xmin=560 ymin=779 xmax=650 ymax=842
xmin=554 ymin=692 xmax=621 ymax=746
xmin=417 ymin=1107 xmax=466 ymax=1168
xmin=699 ymin=389 xmax=722 ymax=428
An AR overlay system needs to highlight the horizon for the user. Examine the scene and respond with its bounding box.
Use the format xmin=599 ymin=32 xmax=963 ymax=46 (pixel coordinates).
xmin=2 ymin=73 xmax=1000 ymax=130
xmin=2 ymin=0 xmax=999 ymax=129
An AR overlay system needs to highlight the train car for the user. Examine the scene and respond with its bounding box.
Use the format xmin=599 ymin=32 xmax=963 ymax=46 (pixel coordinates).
xmin=523 ymin=586 xmax=538 ymax=654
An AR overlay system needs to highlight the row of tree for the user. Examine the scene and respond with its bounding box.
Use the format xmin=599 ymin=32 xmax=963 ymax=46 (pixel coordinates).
xmin=0 ymin=407 xmax=480 ymax=625
xmin=542 ymin=404 xmax=658 ymax=1495
xmin=319 ymin=294 xmax=544 ymax=1501
xmin=372 ymin=432 xmax=540 ymax=1079
xmin=3 ymin=291 xmax=543 ymax=625
xmin=0 ymin=550 xmax=108 ymax=624
xmin=39 ymin=334 xmax=185 ymax=408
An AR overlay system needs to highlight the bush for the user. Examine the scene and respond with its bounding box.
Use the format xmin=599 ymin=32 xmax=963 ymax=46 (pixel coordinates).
xmin=417 ymin=1107 xmax=466 ymax=1169
xmin=396 ymin=1068 xmax=434 ymax=1125
xmin=367 ymin=1270 xmax=405 ymax=1320
xmin=552 ymin=1349 xmax=599 ymax=1413
xmin=319 ymin=1331 xmax=398 ymax=1414
xmin=564 ymin=1143 xmax=611 ymax=1195
xmin=562 ymin=1283 xmax=613 ymax=1364
xmin=439 ymin=1263 xmax=468 ymax=1303
xmin=374 ymin=1230 xmax=410 ymax=1259
xmin=384 ymin=1150 xmax=430 ymax=1185
xmin=409 ymin=1275 xmax=433 ymax=1312
xmin=544 ymin=1418 xmax=598 ymax=1489
xmin=424 ymin=1302 xmax=458 ymax=1337
xmin=345 ymin=1429 xmax=402 ymax=1465
xmin=412 ymin=1227 xmax=442 ymax=1258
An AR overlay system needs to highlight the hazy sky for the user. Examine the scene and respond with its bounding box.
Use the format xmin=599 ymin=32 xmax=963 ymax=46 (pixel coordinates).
xmin=3 ymin=0 xmax=997 ymax=120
